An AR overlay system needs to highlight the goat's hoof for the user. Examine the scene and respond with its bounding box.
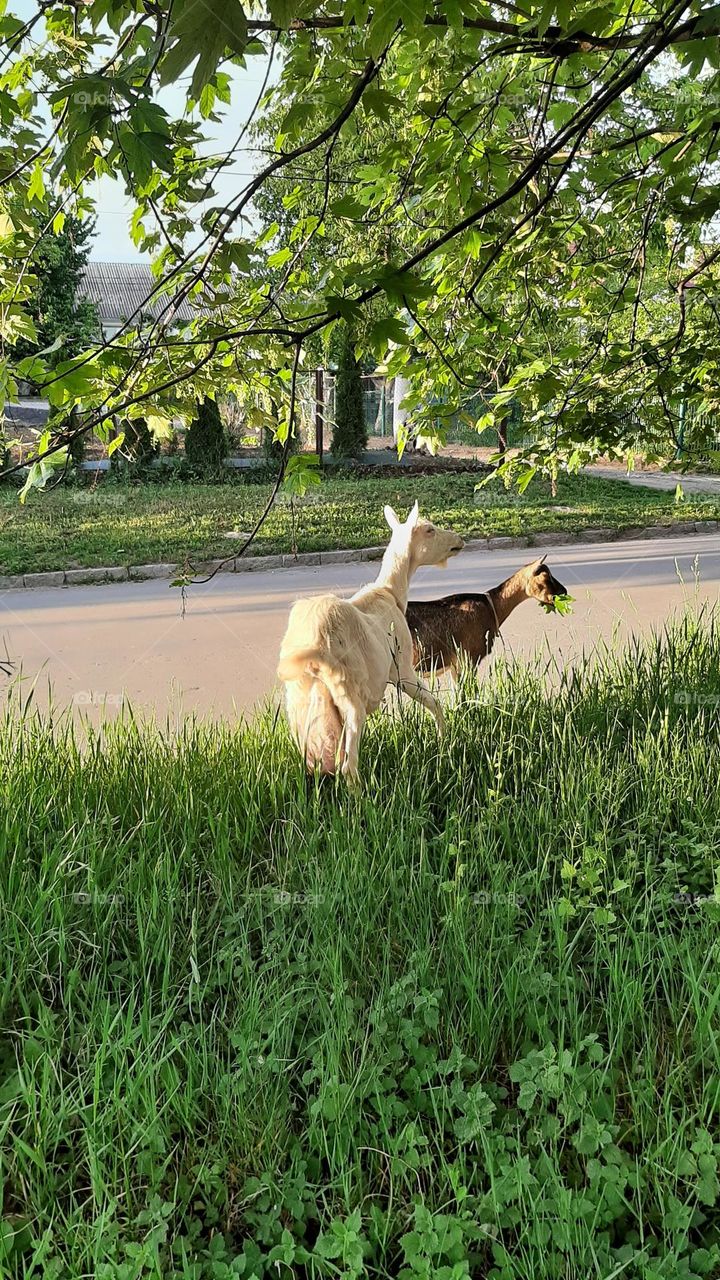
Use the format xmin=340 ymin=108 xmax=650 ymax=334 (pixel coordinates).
xmin=341 ymin=762 xmax=361 ymax=789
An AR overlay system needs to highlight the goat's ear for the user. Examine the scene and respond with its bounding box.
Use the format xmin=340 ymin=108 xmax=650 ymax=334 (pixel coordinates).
xmin=406 ymin=500 xmax=420 ymax=527
xmin=384 ymin=505 xmax=400 ymax=531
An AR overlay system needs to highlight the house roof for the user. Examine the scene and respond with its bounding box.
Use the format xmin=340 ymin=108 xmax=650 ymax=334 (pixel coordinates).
xmin=80 ymin=260 xmax=195 ymax=326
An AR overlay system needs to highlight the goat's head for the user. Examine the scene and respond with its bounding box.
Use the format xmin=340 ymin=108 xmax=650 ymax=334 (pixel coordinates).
xmin=522 ymin=555 xmax=567 ymax=604
xmin=384 ymin=502 xmax=464 ymax=568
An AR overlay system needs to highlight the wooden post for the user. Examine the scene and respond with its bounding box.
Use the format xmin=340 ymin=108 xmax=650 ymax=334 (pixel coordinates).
xmin=315 ymin=367 xmax=324 ymax=464
xmin=497 ymin=416 xmax=508 ymax=461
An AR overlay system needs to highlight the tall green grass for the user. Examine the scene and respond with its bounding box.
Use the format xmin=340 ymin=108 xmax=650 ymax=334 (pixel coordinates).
xmin=1 ymin=615 xmax=720 ymax=1278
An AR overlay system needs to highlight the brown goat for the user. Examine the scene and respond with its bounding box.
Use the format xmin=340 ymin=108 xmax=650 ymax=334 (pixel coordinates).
xmin=406 ymin=556 xmax=567 ymax=676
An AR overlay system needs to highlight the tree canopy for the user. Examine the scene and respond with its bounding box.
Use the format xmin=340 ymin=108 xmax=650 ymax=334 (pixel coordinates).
xmin=10 ymin=210 xmax=98 ymax=369
xmin=1 ymin=1 xmax=720 ymax=495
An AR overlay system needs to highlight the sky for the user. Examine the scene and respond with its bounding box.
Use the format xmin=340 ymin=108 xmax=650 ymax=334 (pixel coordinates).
xmin=14 ymin=1 xmax=278 ymax=261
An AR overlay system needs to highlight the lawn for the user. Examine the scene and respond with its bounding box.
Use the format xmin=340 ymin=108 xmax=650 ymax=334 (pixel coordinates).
xmin=2 ymin=615 xmax=720 ymax=1277
xmin=1 ymin=470 xmax=718 ymax=575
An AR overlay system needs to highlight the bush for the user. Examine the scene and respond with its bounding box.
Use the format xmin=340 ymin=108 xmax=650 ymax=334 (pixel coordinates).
xmin=258 ymin=395 xmax=299 ymax=475
xmin=262 ymin=425 xmax=283 ymax=471
xmin=331 ymin=324 xmax=368 ymax=459
xmin=184 ymin=397 xmax=227 ymax=474
xmin=68 ymin=434 xmax=85 ymax=466
xmin=262 ymin=427 xmax=298 ymax=471
xmin=0 ymin=432 xmax=10 ymax=476
xmin=68 ymin=409 xmax=86 ymax=467
xmin=122 ymin=417 xmax=159 ymax=465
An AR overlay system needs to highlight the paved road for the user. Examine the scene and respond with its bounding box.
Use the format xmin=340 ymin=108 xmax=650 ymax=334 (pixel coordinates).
xmin=585 ymin=464 xmax=720 ymax=495
xmin=1 ymin=532 xmax=719 ymax=721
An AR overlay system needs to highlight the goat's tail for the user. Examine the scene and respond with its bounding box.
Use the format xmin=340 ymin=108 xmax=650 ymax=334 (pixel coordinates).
xmin=278 ymin=649 xmax=349 ymax=774
xmin=277 ymin=647 xmax=322 ymax=683
xmin=278 ymin=649 xmax=351 ymax=704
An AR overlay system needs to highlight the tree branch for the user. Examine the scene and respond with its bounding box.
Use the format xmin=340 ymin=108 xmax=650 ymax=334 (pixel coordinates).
xmin=246 ymin=7 xmax=720 ymax=56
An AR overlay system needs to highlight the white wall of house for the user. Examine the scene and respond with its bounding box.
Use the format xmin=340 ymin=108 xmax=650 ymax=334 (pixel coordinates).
xmin=392 ymin=375 xmax=411 ymax=442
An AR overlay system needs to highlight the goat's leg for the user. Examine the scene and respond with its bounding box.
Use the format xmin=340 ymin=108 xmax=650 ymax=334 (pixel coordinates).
xmin=318 ymin=677 xmax=366 ymax=781
xmin=340 ymin=701 xmax=366 ymax=783
xmin=389 ymin=632 xmax=444 ymax=734
xmin=398 ymin=670 xmax=445 ymax=734
xmin=310 ymin=667 xmax=366 ymax=783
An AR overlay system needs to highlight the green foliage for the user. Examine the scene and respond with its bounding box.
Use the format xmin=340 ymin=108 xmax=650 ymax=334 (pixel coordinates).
xmin=184 ymin=397 xmax=227 ymax=473
xmin=540 ymin=592 xmax=575 ymax=615
xmin=281 ymin=452 xmax=321 ymax=495
xmin=2 ymin=616 xmax=720 ymax=1274
xmin=3 ymin=1 xmax=720 ymax=505
xmin=331 ymin=325 xmax=368 ymax=459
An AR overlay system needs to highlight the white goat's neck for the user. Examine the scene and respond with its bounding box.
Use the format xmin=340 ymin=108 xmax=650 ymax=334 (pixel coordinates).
xmin=375 ymin=535 xmax=415 ymax=609
xmin=487 ymin=569 xmax=529 ymax=626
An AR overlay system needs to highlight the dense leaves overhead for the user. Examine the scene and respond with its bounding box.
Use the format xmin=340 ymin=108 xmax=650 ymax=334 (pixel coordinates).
xmin=1 ymin=1 xmax=720 ymax=493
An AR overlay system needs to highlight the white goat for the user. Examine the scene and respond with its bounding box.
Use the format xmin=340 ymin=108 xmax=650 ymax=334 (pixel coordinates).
xmin=277 ymin=503 xmax=464 ymax=781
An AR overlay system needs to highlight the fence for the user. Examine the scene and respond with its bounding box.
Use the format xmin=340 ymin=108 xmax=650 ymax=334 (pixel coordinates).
xmin=296 ymin=373 xmax=393 ymax=451
xmin=295 ymin=373 xmax=530 ymax=453
xmin=584 ymin=398 xmax=720 ymax=459
xmin=283 ymin=372 xmax=720 ymax=459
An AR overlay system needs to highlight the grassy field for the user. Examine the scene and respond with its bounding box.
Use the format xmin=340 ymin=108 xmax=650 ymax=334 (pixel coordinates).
xmin=2 ymin=616 xmax=720 ymax=1277
xmin=1 ymin=470 xmax=718 ymax=574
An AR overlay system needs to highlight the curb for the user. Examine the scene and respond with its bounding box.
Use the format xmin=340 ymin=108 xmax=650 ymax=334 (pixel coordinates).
xmin=1 ymin=519 xmax=718 ymax=591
